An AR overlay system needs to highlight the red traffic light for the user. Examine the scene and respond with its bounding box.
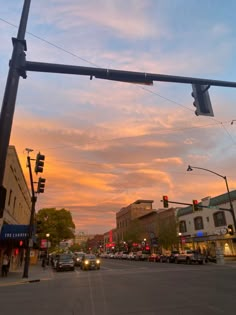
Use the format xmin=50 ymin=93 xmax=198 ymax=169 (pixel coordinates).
xmin=192 ymin=199 xmax=199 ymax=211
xmin=163 ymin=195 xmax=169 ymax=208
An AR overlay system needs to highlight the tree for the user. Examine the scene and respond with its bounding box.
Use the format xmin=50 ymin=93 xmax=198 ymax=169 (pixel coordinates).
xmin=157 ymin=215 xmax=178 ymax=251
xmin=36 ymin=208 xmax=75 ymax=250
xmin=123 ymin=219 xmax=144 ymax=251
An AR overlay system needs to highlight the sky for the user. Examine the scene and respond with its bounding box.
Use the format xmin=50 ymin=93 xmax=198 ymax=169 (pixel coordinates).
xmin=1 ymin=0 xmax=236 ymax=235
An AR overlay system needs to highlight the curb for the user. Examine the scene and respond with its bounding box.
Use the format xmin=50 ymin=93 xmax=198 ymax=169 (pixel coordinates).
xmin=22 ymin=279 xmax=41 ymax=283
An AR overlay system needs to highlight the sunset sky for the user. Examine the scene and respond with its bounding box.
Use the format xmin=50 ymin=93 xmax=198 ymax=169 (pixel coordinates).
xmin=1 ymin=0 xmax=236 ymax=234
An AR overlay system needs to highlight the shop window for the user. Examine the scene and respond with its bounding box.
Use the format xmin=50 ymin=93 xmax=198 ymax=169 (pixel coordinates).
xmin=213 ymin=211 xmax=226 ymax=227
xmin=194 ymin=216 xmax=204 ymax=230
xmin=179 ymin=220 xmax=187 ymax=233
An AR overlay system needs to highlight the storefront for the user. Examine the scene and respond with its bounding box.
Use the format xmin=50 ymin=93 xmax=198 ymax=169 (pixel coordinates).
xmin=181 ymin=233 xmax=236 ymax=259
xmin=0 ymin=224 xmax=29 ymax=271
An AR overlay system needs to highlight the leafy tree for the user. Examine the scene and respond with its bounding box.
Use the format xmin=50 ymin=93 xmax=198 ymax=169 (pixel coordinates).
xmin=157 ymin=215 xmax=178 ymax=250
xmin=69 ymin=243 xmax=82 ymax=252
xmin=123 ymin=219 xmax=144 ymax=251
xmin=36 ymin=208 xmax=75 ymax=250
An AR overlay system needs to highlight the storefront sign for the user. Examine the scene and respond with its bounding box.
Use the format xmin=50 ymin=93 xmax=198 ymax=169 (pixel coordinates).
xmin=0 ymin=224 xmax=29 ymax=240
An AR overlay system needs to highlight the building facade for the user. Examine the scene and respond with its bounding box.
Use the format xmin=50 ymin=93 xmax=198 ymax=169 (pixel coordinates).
xmin=0 ymin=146 xmax=31 ymax=271
xmin=177 ymin=191 xmax=236 ymax=258
xmin=116 ymin=199 xmax=153 ymax=241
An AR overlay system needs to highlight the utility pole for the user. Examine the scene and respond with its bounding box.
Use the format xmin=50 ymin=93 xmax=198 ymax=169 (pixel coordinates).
xmin=23 ymin=153 xmax=36 ymax=278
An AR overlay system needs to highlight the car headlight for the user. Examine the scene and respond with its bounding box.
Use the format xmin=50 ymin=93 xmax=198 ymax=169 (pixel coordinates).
xmin=96 ymin=259 xmax=100 ymax=264
xmin=85 ymin=260 xmax=89 ymax=265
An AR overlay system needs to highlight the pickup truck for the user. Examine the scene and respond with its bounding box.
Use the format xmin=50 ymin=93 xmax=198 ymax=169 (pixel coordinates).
xmin=175 ymin=250 xmax=205 ymax=264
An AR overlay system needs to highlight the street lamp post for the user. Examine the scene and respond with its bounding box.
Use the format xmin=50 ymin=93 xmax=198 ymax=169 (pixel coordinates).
xmin=187 ymin=165 xmax=236 ymax=230
xmin=46 ymin=233 xmax=50 ymax=265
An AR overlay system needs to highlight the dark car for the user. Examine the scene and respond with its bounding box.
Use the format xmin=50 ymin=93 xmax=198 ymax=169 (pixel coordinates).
xmin=73 ymin=252 xmax=85 ymax=266
xmin=166 ymin=250 xmax=180 ymax=263
xmin=81 ymin=254 xmax=101 ymax=270
xmin=56 ymin=254 xmax=75 ymax=272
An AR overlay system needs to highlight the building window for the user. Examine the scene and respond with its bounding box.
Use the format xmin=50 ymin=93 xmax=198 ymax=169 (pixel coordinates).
xmin=194 ymin=217 xmax=204 ymax=230
xmin=179 ymin=220 xmax=187 ymax=233
xmin=213 ymin=211 xmax=226 ymax=227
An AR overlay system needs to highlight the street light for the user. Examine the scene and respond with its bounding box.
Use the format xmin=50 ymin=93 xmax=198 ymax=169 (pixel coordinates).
xmin=187 ymin=165 xmax=236 ymax=230
xmin=46 ymin=233 xmax=50 ymax=265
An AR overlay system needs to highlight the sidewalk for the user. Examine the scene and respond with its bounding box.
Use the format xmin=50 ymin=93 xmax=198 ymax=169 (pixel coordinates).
xmin=0 ymin=263 xmax=54 ymax=287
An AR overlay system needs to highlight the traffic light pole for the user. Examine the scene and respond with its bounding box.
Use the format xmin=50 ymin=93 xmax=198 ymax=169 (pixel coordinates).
xmin=160 ymin=199 xmax=234 ymax=213
xmin=0 ymin=0 xmax=31 ymax=220
xmin=23 ymin=155 xmax=37 ymax=278
xmin=24 ymin=60 xmax=236 ymax=88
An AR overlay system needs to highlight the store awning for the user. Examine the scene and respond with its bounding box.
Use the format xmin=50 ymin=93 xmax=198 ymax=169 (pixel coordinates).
xmin=0 ymin=224 xmax=30 ymax=240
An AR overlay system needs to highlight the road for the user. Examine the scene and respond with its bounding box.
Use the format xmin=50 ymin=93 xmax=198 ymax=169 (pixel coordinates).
xmin=1 ymin=259 xmax=236 ymax=315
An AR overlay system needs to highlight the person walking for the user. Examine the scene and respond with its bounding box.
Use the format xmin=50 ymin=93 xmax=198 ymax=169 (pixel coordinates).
xmin=41 ymin=255 xmax=46 ymax=269
xmin=1 ymin=253 xmax=10 ymax=277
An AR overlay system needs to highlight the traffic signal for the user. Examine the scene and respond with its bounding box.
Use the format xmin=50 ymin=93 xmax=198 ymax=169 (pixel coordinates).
xmin=163 ymin=195 xmax=169 ymax=208
xmin=228 ymin=224 xmax=234 ymax=235
xmin=191 ymin=84 xmax=214 ymax=117
xmin=37 ymin=177 xmax=46 ymax=193
xmin=192 ymin=200 xmax=199 ymax=211
xmin=35 ymin=152 xmax=45 ymax=174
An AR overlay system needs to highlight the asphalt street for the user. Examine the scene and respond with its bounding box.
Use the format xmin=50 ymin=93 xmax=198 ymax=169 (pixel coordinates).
xmin=1 ymin=259 xmax=236 ymax=315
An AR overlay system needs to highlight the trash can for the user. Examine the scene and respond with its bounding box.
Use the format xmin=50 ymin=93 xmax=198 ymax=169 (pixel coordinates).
xmin=216 ymin=247 xmax=224 ymax=265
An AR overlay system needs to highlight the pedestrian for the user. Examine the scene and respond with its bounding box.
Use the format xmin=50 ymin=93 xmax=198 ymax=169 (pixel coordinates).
xmin=1 ymin=253 xmax=10 ymax=277
xmin=41 ymin=255 xmax=46 ymax=269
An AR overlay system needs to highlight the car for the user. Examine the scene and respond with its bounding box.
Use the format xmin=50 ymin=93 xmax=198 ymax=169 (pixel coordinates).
xmin=56 ymin=254 xmax=75 ymax=272
xmin=175 ymin=250 xmax=205 ymax=264
xmin=166 ymin=250 xmax=180 ymax=263
xmin=108 ymin=253 xmax=115 ymax=259
xmin=120 ymin=251 xmax=129 ymax=259
xmin=148 ymin=253 xmax=160 ymax=262
xmin=159 ymin=254 xmax=168 ymax=263
xmin=73 ymin=252 xmax=85 ymax=266
xmin=81 ymin=254 xmax=101 ymax=270
xmin=135 ymin=250 xmax=150 ymax=261
xmin=127 ymin=252 xmax=136 ymax=260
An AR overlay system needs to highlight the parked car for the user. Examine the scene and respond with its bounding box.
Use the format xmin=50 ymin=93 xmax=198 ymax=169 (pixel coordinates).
xmin=175 ymin=250 xmax=205 ymax=264
xmin=127 ymin=252 xmax=136 ymax=260
xmin=81 ymin=254 xmax=101 ymax=270
xmin=56 ymin=254 xmax=75 ymax=272
xmin=148 ymin=253 xmax=160 ymax=262
xmin=121 ymin=251 xmax=129 ymax=259
xmin=159 ymin=254 xmax=168 ymax=263
xmin=136 ymin=250 xmax=150 ymax=261
xmin=73 ymin=252 xmax=85 ymax=266
xmin=108 ymin=253 xmax=115 ymax=259
xmin=166 ymin=250 xmax=180 ymax=263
